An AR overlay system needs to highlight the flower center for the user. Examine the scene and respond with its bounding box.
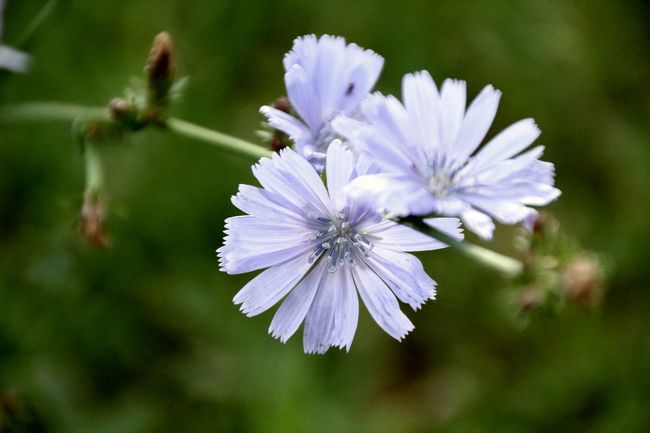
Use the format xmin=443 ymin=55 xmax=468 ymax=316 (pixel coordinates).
xmin=428 ymin=172 xmax=455 ymax=198
xmin=307 ymin=212 xmax=374 ymax=272
xmin=427 ymin=154 xmax=463 ymax=198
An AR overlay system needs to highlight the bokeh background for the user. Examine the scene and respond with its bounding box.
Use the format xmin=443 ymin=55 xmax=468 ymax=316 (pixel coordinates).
xmin=1 ymin=0 xmax=650 ymax=432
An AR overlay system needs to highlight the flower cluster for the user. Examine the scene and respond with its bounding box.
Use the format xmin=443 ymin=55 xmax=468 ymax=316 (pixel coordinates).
xmin=0 ymin=0 xmax=30 ymax=73
xmin=220 ymin=34 xmax=560 ymax=354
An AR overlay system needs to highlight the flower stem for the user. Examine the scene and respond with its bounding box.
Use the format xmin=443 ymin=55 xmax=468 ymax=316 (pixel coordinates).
xmin=0 ymin=102 xmax=109 ymax=122
xmin=397 ymin=216 xmax=524 ymax=278
xmin=16 ymin=0 xmax=62 ymax=47
xmin=165 ymin=117 xmax=271 ymax=160
xmin=84 ymin=142 xmax=104 ymax=199
xmin=0 ymin=102 xmax=271 ymax=160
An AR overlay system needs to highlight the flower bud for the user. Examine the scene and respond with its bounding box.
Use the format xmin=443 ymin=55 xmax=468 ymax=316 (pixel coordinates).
xmin=532 ymin=212 xmax=549 ymax=234
xmin=109 ymin=98 xmax=140 ymax=127
xmin=80 ymin=195 xmax=110 ymax=249
xmin=270 ymin=136 xmax=287 ymax=151
xmin=517 ymin=287 xmax=543 ymax=312
xmin=561 ymin=255 xmax=604 ymax=308
xmin=145 ymin=32 xmax=175 ymax=111
xmin=272 ymin=97 xmax=291 ymax=113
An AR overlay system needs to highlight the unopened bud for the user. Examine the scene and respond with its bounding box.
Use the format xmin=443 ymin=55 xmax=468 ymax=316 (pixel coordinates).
xmin=517 ymin=288 xmax=543 ymax=312
xmin=145 ymin=32 xmax=175 ymax=111
xmin=270 ymin=136 xmax=288 ymax=151
xmin=80 ymin=195 xmax=110 ymax=249
xmin=532 ymin=212 xmax=549 ymax=234
xmin=562 ymin=255 xmax=604 ymax=308
xmin=109 ymin=98 xmax=140 ymax=125
xmin=272 ymin=97 xmax=291 ymax=114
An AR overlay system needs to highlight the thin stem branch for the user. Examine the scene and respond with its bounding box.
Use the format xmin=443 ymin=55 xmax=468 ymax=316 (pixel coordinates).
xmin=84 ymin=142 xmax=104 ymax=199
xmin=397 ymin=216 xmax=524 ymax=278
xmin=0 ymin=102 xmax=108 ymax=122
xmin=16 ymin=0 xmax=62 ymax=47
xmin=0 ymin=102 xmax=271 ymax=160
xmin=165 ymin=117 xmax=271 ymax=160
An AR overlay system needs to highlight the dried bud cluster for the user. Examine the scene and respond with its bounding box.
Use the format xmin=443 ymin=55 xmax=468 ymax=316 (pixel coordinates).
xmin=512 ymin=212 xmax=606 ymax=316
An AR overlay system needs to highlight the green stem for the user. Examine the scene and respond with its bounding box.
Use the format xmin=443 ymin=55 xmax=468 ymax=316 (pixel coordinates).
xmin=84 ymin=142 xmax=104 ymax=199
xmin=0 ymin=102 xmax=108 ymax=122
xmin=0 ymin=102 xmax=271 ymax=160
xmin=16 ymin=0 xmax=62 ymax=47
xmin=165 ymin=117 xmax=271 ymax=160
xmin=397 ymin=216 xmax=524 ymax=278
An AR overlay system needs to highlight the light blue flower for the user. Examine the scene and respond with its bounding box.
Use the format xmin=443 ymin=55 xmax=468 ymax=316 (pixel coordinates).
xmin=334 ymin=71 xmax=560 ymax=240
xmin=218 ymin=140 xmax=461 ymax=354
xmin=260 ymin=34 xmax=383 ymax=172
xmin=0 ymin=0 xmax=30 ymax=73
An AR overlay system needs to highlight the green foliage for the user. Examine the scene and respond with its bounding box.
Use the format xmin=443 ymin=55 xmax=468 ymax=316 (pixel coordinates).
xmin=1 ymin=0 xmax=650 ymax=432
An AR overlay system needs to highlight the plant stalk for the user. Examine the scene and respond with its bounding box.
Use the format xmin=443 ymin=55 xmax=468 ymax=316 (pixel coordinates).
xmin=84 ymin=142 xmax=104 ymax=199
xmin=0 ymin=102 xmax=270 ymax=160
xmin=397 ymin=216 xmax=524 ymax=278
xmin=165 ymin=117 xmax=271 ymax=160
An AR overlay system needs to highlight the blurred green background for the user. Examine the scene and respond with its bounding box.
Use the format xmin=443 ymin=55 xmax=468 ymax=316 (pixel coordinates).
xmin=1 ymin=0 xmax=650 ymax=432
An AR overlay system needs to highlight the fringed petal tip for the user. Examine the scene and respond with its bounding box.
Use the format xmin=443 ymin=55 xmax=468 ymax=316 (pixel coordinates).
xmin=303 ymin=343 xmax=353 ymax=355
xmin=409 ymin=286 xmax=437 ymax=312
xmin=393 ymin=324 xmax=415 ymax=342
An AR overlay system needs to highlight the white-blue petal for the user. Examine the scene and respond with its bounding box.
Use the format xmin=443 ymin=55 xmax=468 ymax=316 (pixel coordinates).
xmin=285 ymin=64 xmax=322 ymax=131
xmin=352 ymin=263 xmax=414 ymax=341
xmin=0 ymin=44 xmax=30 ymax=73
xmin=325 ymin=140 xmax=356 ymax=211
xmin=303 ymin=269 xmax=339 ymax=354
xmin=402 ymin=71 xmax=442 ymax=153
xmin=329 ymin=268 xmax=359 ymax=351
xmin=269 ymin=259 xmax=328 ymax=343
xmin=252 ymin=149 xmax=331 ymax=215
xmin=462 ymin=195 xmax=532 ymax=224
xmin=260 ymin=105 xmax=311 ymax=142
xmin=313 ymin=35 xmax=348 ymax=119
xmin=365 ymin=219 xmax=449 ymax=251
xmin=345 ymin=173 xmax=437 ymax=217
xmin=233 ymin=254 xmax=313 ymax=317
xmin=439 ymin=79 xmax=467 ymax=150
xmin=231 ymin=184 xmax=306 ymax=224
xmin=366 ymin=247 xmax=436 ymax=311
xmin=423 ymin=217 xmax=465 ymax=240
xmin=469 ymin=118 xmax=541 ymax=172
xmin=454 ymin=84 xmax=501 ymax=162
xmin=460 ymin=209 xmax=495 ymax=240
xmin=219 ymin=241 xmax=311 ymax=275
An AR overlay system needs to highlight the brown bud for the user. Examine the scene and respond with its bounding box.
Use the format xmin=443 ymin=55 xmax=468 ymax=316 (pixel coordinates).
xmin=146 ymin=32 xmax=175 ymax=83
xmin=80 ymin=195 xmax=110 ymax=249
xmin=562 ymin=256 xmax=604 ymax=308
xmin=272 ymin=97 xmax=291 ymax=114
xmin=532 ymin=212 xmax=549 ymax=234
xmin=146 ymin=32 xmax=175 ymax=109
xmin=517 ymin=288 xmax=543 ymax=312
xmin=270 ymin=136 xmax=287 ymax=152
